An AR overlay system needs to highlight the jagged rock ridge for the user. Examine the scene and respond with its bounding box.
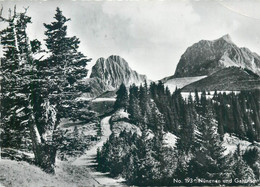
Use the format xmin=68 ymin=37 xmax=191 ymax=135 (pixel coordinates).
xmin=83 ymin=55 xmax=147 ymax=97
xmin=174 ymin=34 xmax=260 ymax=78
xmin=90 ymin=55 xmax=147 ymax=89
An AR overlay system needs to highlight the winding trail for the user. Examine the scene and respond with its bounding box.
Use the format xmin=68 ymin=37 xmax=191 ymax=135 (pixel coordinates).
xmin=0 ymin=116 xmax=125 ymax=187
xmin=72 ymin=116 xmax=125 ymax=186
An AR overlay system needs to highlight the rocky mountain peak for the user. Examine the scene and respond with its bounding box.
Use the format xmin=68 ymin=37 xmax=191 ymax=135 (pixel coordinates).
xmin=217 ymin=34 xmax=233 ymax=44
xmin=90 ymin=55 xmax=147 ymax=89
xmin=85 ymin=55 xmax=147 ymax=97
xmin=173 ymin=35 xmax=260 ymax=78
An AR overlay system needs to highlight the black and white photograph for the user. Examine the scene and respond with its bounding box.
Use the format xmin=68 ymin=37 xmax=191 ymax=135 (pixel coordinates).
xmin=0 ymin=0 xmax=260 ymax=186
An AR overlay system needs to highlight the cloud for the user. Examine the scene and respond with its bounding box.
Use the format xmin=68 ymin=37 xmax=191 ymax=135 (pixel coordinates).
xmin=102 ymin=1 xmax=200 ymax=45
xmin=100 ymin=1 xmax=202 ymax=79
xmin=1 ymin=0 xmax=260 ymax=80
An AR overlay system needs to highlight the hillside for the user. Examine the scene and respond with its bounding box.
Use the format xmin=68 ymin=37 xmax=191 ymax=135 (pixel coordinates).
xmin=0 ymin=159 xmax=97 ymax=187
xmin=181 ymin=67 xmax=260 ymax=92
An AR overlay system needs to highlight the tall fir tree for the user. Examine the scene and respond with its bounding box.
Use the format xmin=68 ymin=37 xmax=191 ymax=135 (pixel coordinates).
xmin=231 ymin=145 xmax=256 ymax=185
xmin=0 ymin=7 xmax=58 ymax=173
xmin=0 ymin=7 xmax=26 ymax=151
xmin=128 ymin=84 xmax=142 ymax=124
xmin=29 ymin=7 xmax=92 ymax=172
xmin=0 ymin=6 xmax=42 ymax=155
xmin=188 ymin=105 xmax=228 ymax=182
xmin=43 ymin=7 xmax=91 ymax=123
xmin=114 ymin=83 xmax=128 ymax=111
xmin=176 ymin=93 xmax=195 ymax=154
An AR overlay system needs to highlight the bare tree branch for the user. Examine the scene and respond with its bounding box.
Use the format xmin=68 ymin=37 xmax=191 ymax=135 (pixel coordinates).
xmin=23 ymin=6 xmax=29 ymax=14
xmin=14 ymin=5 xmax=16 ymax=17
xmin=0 ymin=5 xmax=3 ymax=17
xmin=8 ymin=8 xmax=11 ymax=20
xmin=0 ymin=6 xmax=10 ymax=22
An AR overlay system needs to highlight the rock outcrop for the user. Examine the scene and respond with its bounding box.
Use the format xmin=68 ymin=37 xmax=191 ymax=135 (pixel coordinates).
xmin=84 ymin=55 xmax=147 ymax=97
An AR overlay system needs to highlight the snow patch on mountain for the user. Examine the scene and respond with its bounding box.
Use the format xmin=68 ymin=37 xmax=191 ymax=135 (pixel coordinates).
xmin=163 ymin=76 xmax=207 ymax=92
xmin=219 ymin=54 xmax=239 ymax=67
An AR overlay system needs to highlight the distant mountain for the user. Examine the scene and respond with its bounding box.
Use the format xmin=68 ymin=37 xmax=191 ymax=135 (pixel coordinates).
xmin=90 ymin=55 xmax=147 ymax=89
xmin=83 ymin=55 xmax=147 ymax=97
xmin=173 ymin=34 xmax=260 ymax=78
xmin=181 ymin=67 xmax=260 ymax=92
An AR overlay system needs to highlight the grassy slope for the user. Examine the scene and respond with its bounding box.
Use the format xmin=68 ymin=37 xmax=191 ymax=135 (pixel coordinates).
xmin=0 ymin=159 xmax=96 ymax=187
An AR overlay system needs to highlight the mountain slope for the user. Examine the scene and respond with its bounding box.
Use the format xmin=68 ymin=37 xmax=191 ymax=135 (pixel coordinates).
xmin=83 ymin=55 xmax=147 ymax=97
xmin=161 ymin=75 xmax=207 ymax=92
xmin=174 ymin=34 xmax=260 ymax=78
xmin=181 ymin=67 xmax=260 ymax=92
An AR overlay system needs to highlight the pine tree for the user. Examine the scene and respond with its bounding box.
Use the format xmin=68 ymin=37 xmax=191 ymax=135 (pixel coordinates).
xmin=114 ymin=83 xmax=128 ymax=111
xmin=149 ymin=103 xmax=165 ymax=131
xmin=189 ymin=105 xmax=228 ymax=182
xmin=231 ymin=145 xmax=256 ymax=185
xmin=128 ymin=84 xmax=142 ymax=124
xmin=125 ymin=150 xmax=139 ymax=184
xmin=243 ymin=147 xmax=260 ymax=180
xmin=0 ymin=7 xmax=59 ymax=173
xmin=129 ymin=123 xmax=148 ymax=184
xmin=249 ymin=90 xmax=260 ymax=141
xmin=176 ymin=93 xmax=195 ymax=153
xmin=215 ymin=101 xmax=225 ymax=139
xmin=200 ymin=90 xmax=207 ymax=115
xmin=232 ymin=96 xmax=245 ymax=138
xmin=0 ymin=7 xmax=26 ymax=151
xmin=43 ymin=7 xmax=91 ymax=123
xmin=151 ymin=123 xmax=167 ymax=184
xmin=139 ymin=83 xmax=150 ymax=116
xmin=109 ymin=137 xmax=123 ymax=177
xmin=25 ymin=7 xmax=91 ymax=172
xmin=174 ymin=155 xmax=189 ymax=183
xmin=0 ymin=6 xmax=42 ymax=155
xmin=194 ymin=89 xmax=200 ymax=107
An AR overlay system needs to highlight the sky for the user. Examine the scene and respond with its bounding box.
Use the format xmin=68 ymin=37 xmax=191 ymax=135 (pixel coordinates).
xmin=1 ymin=0 xmax=260 ymax=80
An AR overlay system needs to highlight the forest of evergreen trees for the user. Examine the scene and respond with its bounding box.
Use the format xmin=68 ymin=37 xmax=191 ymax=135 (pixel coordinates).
xmin=1 ymin=5 xmax=260 ymax=186
xmin=0 ymin=7 xmax=94 ymax=173
xmin=97 ymin=82 xmax=260 ymax=185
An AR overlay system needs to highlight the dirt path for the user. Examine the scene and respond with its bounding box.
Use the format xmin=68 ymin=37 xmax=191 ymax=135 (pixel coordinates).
xmin=72 ymin=116 xmax=125 ymax=186
xmin=0 ymin=116 xmax=124 ymax=187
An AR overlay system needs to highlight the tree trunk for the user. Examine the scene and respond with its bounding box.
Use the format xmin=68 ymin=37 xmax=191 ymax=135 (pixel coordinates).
xmin=34 ymin=144 xmax=56 ymax=174
xmin=29 ymin=116 xmax=57 ymax=174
